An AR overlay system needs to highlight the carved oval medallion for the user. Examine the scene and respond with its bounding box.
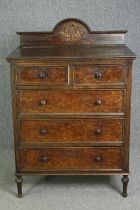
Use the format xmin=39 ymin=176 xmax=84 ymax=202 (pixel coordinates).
xmin=57 ymin=21 xmax=88 ymax=42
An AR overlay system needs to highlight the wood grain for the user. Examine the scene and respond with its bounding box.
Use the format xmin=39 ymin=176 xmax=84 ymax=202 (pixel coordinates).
xmin=19 ymin=90 xmax=124 ymax=113
xmin=18 ymin=66 xmax=68 ymax=85
xmin=21 ymin=147 xmax=123 ymax=170
xmin=20 ymin=118 xmax=123 ymax=143
xmin=73 ymin=65 xmax=126 ymax=84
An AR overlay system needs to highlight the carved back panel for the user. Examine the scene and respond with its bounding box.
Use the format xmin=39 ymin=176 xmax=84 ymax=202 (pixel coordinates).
xmin=17 ymin=18 xmax=127 ymax=46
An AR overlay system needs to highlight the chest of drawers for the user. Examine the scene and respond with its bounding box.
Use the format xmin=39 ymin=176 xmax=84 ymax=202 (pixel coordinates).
xmin=7 ymin=18 xmax=136 ymax=198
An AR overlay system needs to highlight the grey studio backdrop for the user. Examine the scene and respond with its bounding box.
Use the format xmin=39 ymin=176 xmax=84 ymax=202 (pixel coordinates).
xmin=0 ymin=0 xmax=140 ymax=210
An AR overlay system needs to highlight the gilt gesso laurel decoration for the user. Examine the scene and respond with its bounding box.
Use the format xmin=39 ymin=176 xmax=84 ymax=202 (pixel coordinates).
xmin=59 ymin=23 xmax=85 ymax=42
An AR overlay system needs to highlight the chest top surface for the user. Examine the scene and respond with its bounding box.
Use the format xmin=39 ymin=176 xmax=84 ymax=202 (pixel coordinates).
xmin=7 ymin=18 xmax=135 ymax=61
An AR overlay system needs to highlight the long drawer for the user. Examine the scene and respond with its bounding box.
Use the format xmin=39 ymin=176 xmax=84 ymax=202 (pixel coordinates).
xmin=19 ymin=90 xmax=124 ymax=113
xmin=20 ymin=118 xmax=123 ymax=143
xmin=20 ymin=147 xmax=123 ymax=171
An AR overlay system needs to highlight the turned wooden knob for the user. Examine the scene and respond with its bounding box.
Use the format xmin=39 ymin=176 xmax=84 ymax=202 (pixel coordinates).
xmin=42 ymin=156 xmax=48 ymax=162
xmin=95 ymin=156 xmax=102 ymax=162
xmin=40 ymin=129 xmax=47 ymax=135
xmin=95 ymin=128 xmax=101 ymax=135
xmin=96 ymin=99 xmax=102 ymax=105
xmin=39 ymin=72 xmax=48 ymax=78
xmin=40 ymin=99 xmax=47 ymax=105
xmin=95 ymin=72 xmax=102 ymax=79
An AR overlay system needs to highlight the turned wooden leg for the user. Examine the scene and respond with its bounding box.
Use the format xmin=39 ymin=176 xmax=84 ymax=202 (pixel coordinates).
xmin=121 ymin=175 xmax=129 ymax=197
xmin=15 ymin=176 xmax=23 ymax=198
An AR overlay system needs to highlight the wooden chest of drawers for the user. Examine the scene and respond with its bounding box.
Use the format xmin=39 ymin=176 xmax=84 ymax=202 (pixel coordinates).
xmin=7 ymin=18 xmax=136 ymax=198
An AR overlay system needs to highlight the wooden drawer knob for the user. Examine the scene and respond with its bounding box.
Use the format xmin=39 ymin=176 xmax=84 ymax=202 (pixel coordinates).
xmin=40 ymin=99 xmax=47 ymax=105
xmin=95 ymin=128 xmax=101 ymax=135
xmin=39 ymin=72 xmax=48 ymax=78
xmin=41 ymin=156 xmax=48 ymax=162
xmin=96 ymin=99 xmax=102 ymax=105
xmin=40 ymin=129 xmax=47 ymax=135
xmin=95 ymin=72 xmax=102 ymax=79
xmin=95 ymin=156 xmax=102 ymax=162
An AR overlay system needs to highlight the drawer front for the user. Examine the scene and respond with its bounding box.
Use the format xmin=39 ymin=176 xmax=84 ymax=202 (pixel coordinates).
xmin=19 ymin=90 xmax=124 ymax=113
xmin=17 ymin=66 xmax=68 ymax=85
xmin=73 ymin=65 xmax=126 ymax=84
xmin=20 ymin=119 xmax=123 ymax=143
xmin=21 ymin=148 xmax=122 ymax=170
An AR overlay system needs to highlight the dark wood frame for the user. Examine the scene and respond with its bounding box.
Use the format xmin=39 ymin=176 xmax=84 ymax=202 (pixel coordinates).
xmin=7 ymin=18 xmax=136 ymax=198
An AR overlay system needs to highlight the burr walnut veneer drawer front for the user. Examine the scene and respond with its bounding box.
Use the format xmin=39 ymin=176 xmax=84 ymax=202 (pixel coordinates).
xmin=73 ymin=65 xmax=126 ymax=84
xmin=17 ymin=66 xmax=68 ymax=85
xmin=19 ymin=90 xmax=124 ymax=113
xmin=20 ymin=148 xmax=123 ymax=170
xmin=20 ymin=119 xmax=123 ymax=143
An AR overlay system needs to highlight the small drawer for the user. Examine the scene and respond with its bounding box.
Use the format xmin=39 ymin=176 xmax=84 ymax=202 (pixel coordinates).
xmin=20 ymin=119 xmax=123 ymax=143
xmin=73 ymin=65 xmax=127 ymax=85
xmin=19 ymin=90 xmax=124 ymax=113
xmin=17 ymin=66 xmax=68 ymax=85
xmin=20 ymin=147 xmax=123 ymax=170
